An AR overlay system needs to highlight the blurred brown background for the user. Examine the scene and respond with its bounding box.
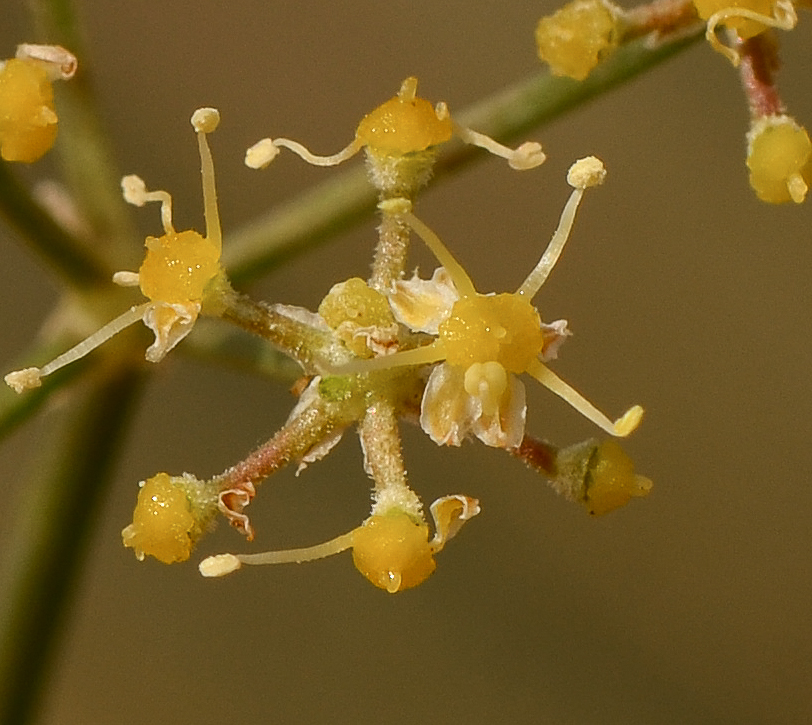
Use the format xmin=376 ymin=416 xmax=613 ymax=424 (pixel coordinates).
xmin=2 ymin=1 xmax=811 ymax=723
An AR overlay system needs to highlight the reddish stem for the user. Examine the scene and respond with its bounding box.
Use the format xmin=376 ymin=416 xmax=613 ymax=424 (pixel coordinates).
xmin=215 ymin=397 xmax=345 ymax=539
xmin=508 ymin=435 xmax=559 ymax=477
xmin=624 ymin=0 xmax=700 ymax=40
xmin=737 ymin=33 xmax=784 ymax=118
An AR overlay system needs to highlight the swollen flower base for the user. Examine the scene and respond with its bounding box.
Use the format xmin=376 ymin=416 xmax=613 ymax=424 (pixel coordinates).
xmin=122 ymin=473 xmax=218 ymax=564
xmin=6 ymin=76 xmax=651 ymax=593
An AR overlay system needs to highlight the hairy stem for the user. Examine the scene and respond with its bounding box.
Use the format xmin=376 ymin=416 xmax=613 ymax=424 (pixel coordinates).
xmin=369 ymin=212 xmax=410 ymax=292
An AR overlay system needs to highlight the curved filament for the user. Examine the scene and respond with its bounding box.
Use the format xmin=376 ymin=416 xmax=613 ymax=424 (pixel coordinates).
xmin=401 ymin=212 xmax=476 ymax=298
xmin=526 ymin=358 xmax=643 ymax=437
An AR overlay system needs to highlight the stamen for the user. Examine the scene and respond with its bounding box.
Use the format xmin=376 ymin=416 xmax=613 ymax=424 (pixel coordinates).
xmin=453 ymin=124 xmax=545 ymax=170
xmin=199 ymin=529 xmax=356 ymax=577
xmin=112 ymin=271 xmax=140 ymax=287
xmin=15 ymin=44 xmax=77 ymax=80
xmin=5 ymin=303 xmax=150 ymax=392
xmin=526 ymin=358 xmax=643 ymax=437
xmin=517 ymin=157 xmax=605 ymax=299
xmin=397 ymin=76 xmax=418 ymax=102
xmin=121 ymin=175 xmax=174 ymax=235
xmin=258 ymin=137 xmax=362 ymax=167
xmin=326 ymin=340 xmax=447 ymax=375
xmin=706 ymin=0 xmax=797 ymax=65
xmin=400 ymin=211 xmax=476 ymax=298
xmin=191 ymin=108 xmax=222 ymax=255
xmin=516 ymin=188 xmax=584 ymax=300
xmin=244 ymin=139 xmax=278 ymax=169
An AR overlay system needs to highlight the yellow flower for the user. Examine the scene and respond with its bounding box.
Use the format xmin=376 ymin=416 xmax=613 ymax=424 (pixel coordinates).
xmin=199 ymin=493 xmax=480 ymax=594
xmin=551 ymin=438 xmax=652 ymax=515
xmin=536 ymin=0 xmax=622 ymax=81
xmin=5 ymin=108 xmax=227 ymax=393
xmin=333 ymin=158 xmax=643 ymax=447
xmin=122 ymin=472 xmax=218 ymax=564
xmin=244 ymin=77 xmax=545 ymax=196
xmin=0 ymin=44 xmax=76 ymax=162
xmin=746 ymin=114 xmax=812 ymax=204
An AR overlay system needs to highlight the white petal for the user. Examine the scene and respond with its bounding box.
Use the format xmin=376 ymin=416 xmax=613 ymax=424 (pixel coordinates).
xmin=143 ymin=301 xmax=200 ymax=362
xmin=419 ymin=364 xmax=475 ymax=446
xmin=389 ymin=267 xmax=458 ymax=334
xmin=296 ymin=427 xmax=345 ymax=475
xmin=471 ymin=374 xmax=527 ymax=449
xmin=272 ymin=302 xmax=331 ymax=331
xmin=540 ymin=318 xmax=571 ymax=361
xmin=287 ymin=377 xmax=346 ymax=474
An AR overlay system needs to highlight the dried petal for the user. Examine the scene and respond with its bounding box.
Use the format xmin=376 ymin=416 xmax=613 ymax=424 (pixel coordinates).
xmin=429 ymin=494 xmax=481 ymax=550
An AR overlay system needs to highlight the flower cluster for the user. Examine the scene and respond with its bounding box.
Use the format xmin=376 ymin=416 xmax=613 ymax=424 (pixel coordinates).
xmin=5 ymin=74 xmax=650 ymax=593
xmin=535 ymin=0 xmax=809 ymax=204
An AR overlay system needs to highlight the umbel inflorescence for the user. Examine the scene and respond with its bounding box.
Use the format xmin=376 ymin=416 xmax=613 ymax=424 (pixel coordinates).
xmin=4 ymin=67 xmax=651 ymax=592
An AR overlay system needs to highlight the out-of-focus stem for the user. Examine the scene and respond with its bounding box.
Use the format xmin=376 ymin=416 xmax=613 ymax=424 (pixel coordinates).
xmin=509 ymin=435 xmax=559 ymax=478
xmin=0 ymin=338 xmax=94 ymax=440
xmin=0 ymin=363 xmax=143 ymax=725
xmin=0 ymin=161 xmax=110 ymax=285
xmin=27 ymin=0 xmax=138 ymax=266
xmin=624 ymin=0 xmax=700 ymax=39
xmin=738 ymin=34 xmax=784 ymax=117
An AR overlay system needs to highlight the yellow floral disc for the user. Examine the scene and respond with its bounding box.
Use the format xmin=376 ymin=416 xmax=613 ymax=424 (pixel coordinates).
xmin=439 ymin=293 xmax=546 ymax=373
xmin=356 ymin=80 xmax=451 ymax=155
xmin=138 ymin=230 xmax=221 ymax=304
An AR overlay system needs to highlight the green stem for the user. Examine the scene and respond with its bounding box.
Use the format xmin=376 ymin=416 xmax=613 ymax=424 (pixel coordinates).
xmin=219 ymin=289 xmax=351 ymax=372
xmin=369 ymin=210 xmax=410 ymax=292
xmin=0 ymin=161 xmax=110 ymax=285
xmin=0 ymin=363 xmax=144 ymax=725
xmin=224 ymin=30 xmax=702 ymax=286
xmin=0 ymin=338 xmax=95 ymax=441
xmin=225 ymin=168 xmax=375 ymax=287
xmin=180 ymin=321 xmax=303 ymax=383
xmin=26 ymin=0 xmax=138 ymax=265
xmin=359 ymin=397 xmax=409 ymax=496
